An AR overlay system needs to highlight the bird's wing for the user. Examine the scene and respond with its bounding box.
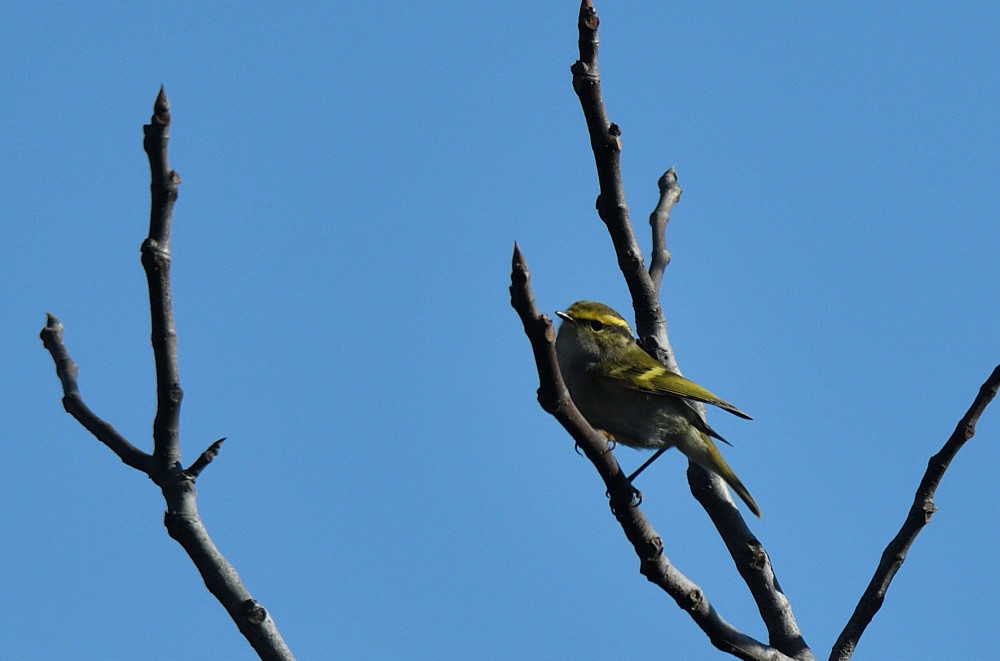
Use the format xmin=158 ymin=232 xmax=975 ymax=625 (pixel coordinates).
xmin=597 ymin=354 xmax=752 ymax=420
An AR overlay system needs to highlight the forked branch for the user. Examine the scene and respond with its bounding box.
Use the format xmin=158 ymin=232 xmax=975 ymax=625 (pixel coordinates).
xmin=566 ymin=3 xmax=814 ymax=656
xmin=510 ymin=245 xmax=798 ymax=661
xmin=40 ymin=88 xmax=295 ymax=661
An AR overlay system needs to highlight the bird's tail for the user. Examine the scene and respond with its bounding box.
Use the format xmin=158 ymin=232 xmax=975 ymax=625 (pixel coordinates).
xmin=679 ymin=431 xmax=761 ymax=518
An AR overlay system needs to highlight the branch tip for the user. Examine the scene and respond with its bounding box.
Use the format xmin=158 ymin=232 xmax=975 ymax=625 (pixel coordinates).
xmin=579 ymin=0 xmax=598 ymax=29
xmin=153 ymin=86 xmax=171 ymax=126
xmin=658 ymin=168 xmax=678 ymax=190
xmin=512 ymin=242 xmax=527 ymax=270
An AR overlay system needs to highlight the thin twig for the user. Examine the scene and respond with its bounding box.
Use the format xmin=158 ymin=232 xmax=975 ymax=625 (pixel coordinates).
xmin=185 ymin=438 xmax=227 ymax=478
xmin=39 ymin=314 xmax=151 ymax=471
xmin=648 ymin=168 xmax=681 ymax=296
xmin=829 ymin=364 xmax=1000 ymax=661
xmin=142 ymin=85 xmax=184 ymax=468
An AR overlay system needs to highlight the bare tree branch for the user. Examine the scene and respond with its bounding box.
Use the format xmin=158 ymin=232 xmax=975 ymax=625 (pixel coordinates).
xmin=566 ymin=4 xmax=815 ymax=657
xmin=40 ymin=88 xmax=296 ymax=661
xmin=522 ymin=3 xmax=1000 ymax=659
xmin=690 ymin=465 xmax=811 ymax=659
xmin=829 ymin=364 xmax=1000 ymax=661
xmin=511 ymin=245 xmax=801 ymax=661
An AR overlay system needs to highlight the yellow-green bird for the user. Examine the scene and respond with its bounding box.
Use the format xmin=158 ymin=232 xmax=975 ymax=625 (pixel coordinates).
xmin=555 ymin=300 xmax=760 ymax=518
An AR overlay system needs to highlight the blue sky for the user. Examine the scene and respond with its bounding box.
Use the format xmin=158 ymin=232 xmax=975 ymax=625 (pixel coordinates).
xmin=4 ymin=2 xmax=999 ymax=659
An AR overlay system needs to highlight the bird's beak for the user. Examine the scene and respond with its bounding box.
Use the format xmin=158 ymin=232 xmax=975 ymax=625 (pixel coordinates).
xmin=555 ymin=310 xmax=573 ymax=323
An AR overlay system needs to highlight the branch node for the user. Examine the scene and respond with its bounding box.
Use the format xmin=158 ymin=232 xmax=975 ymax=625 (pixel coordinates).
xmin=747 ymin=541 xmax=767 ymax=571
xmin=639 ymin=534 xmax=664 ymax=561
xmin=243 ymin=599 xmax=268 ymax=625
xmin=682 ymin=586 xmax=705 ymax=612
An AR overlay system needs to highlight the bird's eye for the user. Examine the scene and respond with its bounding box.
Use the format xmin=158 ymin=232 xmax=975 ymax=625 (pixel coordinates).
xmin=588 ymin=320 xmax=604 ymax=331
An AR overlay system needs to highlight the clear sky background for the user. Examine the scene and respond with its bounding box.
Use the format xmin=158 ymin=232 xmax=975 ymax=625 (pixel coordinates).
xmin=3 ymin=2 xmax=999 ymax=660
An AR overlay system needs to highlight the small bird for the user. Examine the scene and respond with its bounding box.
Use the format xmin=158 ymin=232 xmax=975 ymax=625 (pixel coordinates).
xmin=555 ymin=300 xmax=760 ymax=518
